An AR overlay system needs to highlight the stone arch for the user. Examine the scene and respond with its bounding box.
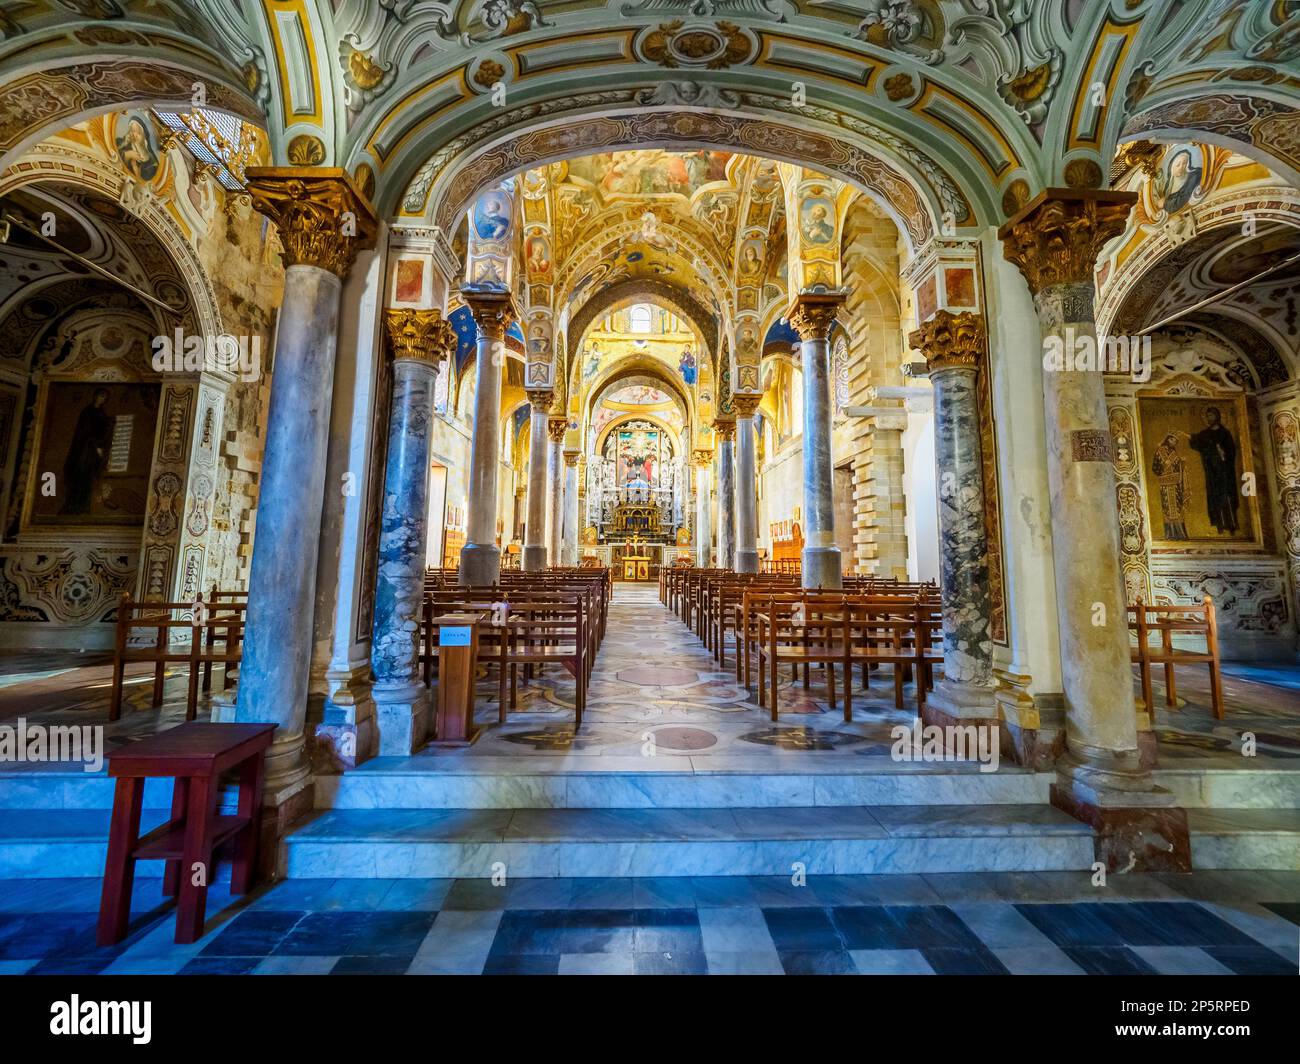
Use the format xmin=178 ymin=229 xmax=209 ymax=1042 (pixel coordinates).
xmin=388 ymin=108 xmax=979 ymax=254
xmin=583 ymin=358 xmax=694 ymax=442
xmin=0 ymin=152 xmax=226 ymax=346
xmin=1118 ymin=92 xmax=1300 ymax=191
xmin=569 ymin=280 xmax=719 ymax=387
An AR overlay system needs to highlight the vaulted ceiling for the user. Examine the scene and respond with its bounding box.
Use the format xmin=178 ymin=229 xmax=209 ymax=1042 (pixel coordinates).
xmin=2 ymin=1 xmax=1297 ymax=238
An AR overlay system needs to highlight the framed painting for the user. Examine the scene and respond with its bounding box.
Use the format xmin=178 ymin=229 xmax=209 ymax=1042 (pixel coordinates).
xmin=25 ymin=381 xmax=159 ymax=529
xmin=1136 ymin=394 xmax=1260 ymax=549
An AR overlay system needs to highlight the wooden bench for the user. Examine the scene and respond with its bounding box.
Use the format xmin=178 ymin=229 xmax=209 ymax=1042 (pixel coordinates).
xmin=1129 ymin=596 xmax=1225 ymax=719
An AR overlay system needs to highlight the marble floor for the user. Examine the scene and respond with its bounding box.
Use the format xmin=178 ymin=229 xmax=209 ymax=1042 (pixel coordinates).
xmin=0 ymin=870 xmax=1295 ymax=975
xmin=1 ymin=584 xmax=1296 ymax=769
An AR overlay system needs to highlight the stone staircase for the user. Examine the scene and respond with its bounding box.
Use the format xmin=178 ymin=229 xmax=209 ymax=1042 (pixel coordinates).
xmin=0 ymin=759 xmax=1295 ymax=879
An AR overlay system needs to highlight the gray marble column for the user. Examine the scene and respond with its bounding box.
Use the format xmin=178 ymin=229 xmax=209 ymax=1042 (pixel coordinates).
xmin=371 ymin=309 xmax=454 ymax=755
xmin=236 ymin=168 xmax=375 ymax=828
xmin=909 ymin=312 xmax=996 ymax=726
xmin=460 ymin=287 xmax=515 ymax=586
xmin=562 ymin=452 xmax=579 ymax=565
xmin=733 ymin=397 xmax=761 ymax=574
xmin=693 ymin=453 xmax=712 ymax=567
xmin=1002 ymin=190 xmax=1188 ymax=872
xmin=790 ymin=294 xmax=844 ymax=589
xmin=716 ymin=421 xmax=736 ymax=570
xmin=521 ymin=391 xmax=551 ymax=572
xmin=546 ymin=417 xmax=565 ymax=567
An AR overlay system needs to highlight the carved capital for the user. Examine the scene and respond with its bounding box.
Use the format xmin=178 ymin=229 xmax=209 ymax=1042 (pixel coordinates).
xmin=461 ymin=285 xmax=517 ymax=339
xmin=713 ymin=418 xmax=736 ymax=442
xmin=998 ymin=189 xmax=1136 ymax=294
xmin=245 ymin=167 xmax=376 ymax=279
xmin=383 ymin=308 xmax=456 ymax=366
xmin=732 ymin=393 xmax=762 ymax=419
xmin=547 ymin=417 xmax=568 ymax=443
xmin=909 ymin=310 xmax=985 ymax=374
xmin=526 ymin=389 xmax=554 ymax=412
xmin=563 ymin=451 xmax=580 ymax=468
xmin=691 ymin=449 xmax=714 ymax=467
xmin=788 ymin=291 xmax=845 ymax=342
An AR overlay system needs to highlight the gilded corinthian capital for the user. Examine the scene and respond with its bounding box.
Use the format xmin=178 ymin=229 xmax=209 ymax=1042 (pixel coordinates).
xmin=909 ymin=310 xmax=985 ymax=374
xmin=732 ymin=393 xmax=763 ymax=419
xmin=384 ymin=308 xmax=457 ymax=366
xmin=998 ymin=189 xmax=1136 ymax=294
xmin=461 ymin=285 xmax=517 ymax=339
xmin=245 ymin=167 xmax=377 ymax=279
xmin=787 ymin=291 xmax=845 ymax=341
xmin=547 ymin=417 xmax=568 ymax=443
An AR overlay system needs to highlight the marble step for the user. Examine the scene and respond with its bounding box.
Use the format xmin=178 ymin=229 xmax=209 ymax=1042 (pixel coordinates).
xmin=313 ymin=757 xmax=1054 ymax=810
xmin=0 ymin=809 xmax=171 ymax=878
xmin=1151 ymin=765 xmax=1300 ymax=809
xmin=282 ymin=804 xmax=1097 ymax=878
xmin=0 ymin=769 xmax=226 ymax=810
xmin=1188 ymin=809 xmax=1300 ymax=872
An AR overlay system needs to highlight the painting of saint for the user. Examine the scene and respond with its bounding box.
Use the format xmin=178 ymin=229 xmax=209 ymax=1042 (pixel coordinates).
xmin=1188 ymin=405 xmax=1239 ymax=534
xmin=800 ymin=198 xmax=835 ymax=245
xmin=1151 ymin=434 xmax=1189 ymax=540
xmin=679 ymin=347 xmax=697 ymax=385
xmin=473 ymin=190 xmax=512 ymax=241
xmin=1153 ymin=146 xmax=1203 ymax=216
xmin=739 ymin=240 xmax=764 ymax=277
xmin=526 ymin=234 xmax=551 ymax=278
xmin=1138 ymin=396 xmax=1255 ymax=545
xmin=29 ymin=382 xmax=158 ymax=527
xmin=115 ymin=113 xmax=160 ymax=183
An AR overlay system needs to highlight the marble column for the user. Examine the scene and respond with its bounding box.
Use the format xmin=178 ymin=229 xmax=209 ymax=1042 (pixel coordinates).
xmin=521 ymin=390 xmax=552 ymax=572
xmin=790 ymin=293 xmax=844 ymax=589
xmin=236 ymin=168 xmax=376 ymax=829
xmin=562 ymin=452 xmax=580 ymax=565
xmin=546 ymin=417 xmax=566 ymax=567
xmin=715 ymin=420 xmax=736 ymax=570
xmin=1001 ymin=190 xmax=1188 ymax=872
xmin=733 ymin=395 xmax=761 ymax=573
xmin=371 ymin=309 xmax=455 ymax=755
xmin=460 ymin=287 xmax=516 ymax=586
xmin=908 ymin=312 xmax=997 ymax=728
xmin=692 ymin=450 xmax=713 ymax=567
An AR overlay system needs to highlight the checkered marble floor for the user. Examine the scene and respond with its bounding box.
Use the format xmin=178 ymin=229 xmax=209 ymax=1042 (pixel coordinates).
xmin=0 ymin=871 xmax=1295 ymax=975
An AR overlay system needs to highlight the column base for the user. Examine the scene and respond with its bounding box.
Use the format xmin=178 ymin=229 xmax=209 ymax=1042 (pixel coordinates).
xmin=253 ymin=728 xmax=314 ymax=881
xmin=801 ymin=546 xmax=842 ymax=590
xmin=922 ymin=679 xmax=999 ymax=729
xmin=521 ymin=544 xmax=547 ymax=572
xmin=994 ymin=684 xmax=1066 ymax=771
xmin=459 ymin=542 xmax=500 ymax=586
xmin=735 ymin=549 xmax=759 ymax=574
xmin=309 ymin=664 xmax=377 ymax=773
xmin=1050 ymin=752 xmax=1190 ymax=873
xmin=374 ymin=681 xmax=431 ymax=756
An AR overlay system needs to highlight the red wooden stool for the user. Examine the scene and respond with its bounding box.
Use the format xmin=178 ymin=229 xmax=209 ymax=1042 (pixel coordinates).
xmin=96 ymin=722 xmax=277 ymax=947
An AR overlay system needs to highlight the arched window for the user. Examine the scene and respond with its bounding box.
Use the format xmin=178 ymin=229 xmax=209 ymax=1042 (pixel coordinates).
xmin=629 ymin=304 xmax=653 ymax=333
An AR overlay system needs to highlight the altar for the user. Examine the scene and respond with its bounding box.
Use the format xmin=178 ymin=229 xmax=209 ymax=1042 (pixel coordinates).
xmin=611 ymin=536 xmax=661 ymax=581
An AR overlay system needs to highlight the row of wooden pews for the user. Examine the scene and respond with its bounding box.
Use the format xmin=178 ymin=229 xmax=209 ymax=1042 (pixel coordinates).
xmin=421 ymin=567 xmax=612 ymax=727
xmin=109 ymin=588 xmax=246 ymax=721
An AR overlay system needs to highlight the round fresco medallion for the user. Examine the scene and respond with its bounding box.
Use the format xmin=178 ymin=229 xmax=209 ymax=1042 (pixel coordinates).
xmin=649 ymin=726 xmax=717 ymax=751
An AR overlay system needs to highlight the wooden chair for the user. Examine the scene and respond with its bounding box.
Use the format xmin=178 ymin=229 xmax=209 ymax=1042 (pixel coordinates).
xmin=1130 ymin=595 xmax=1225 ymax=719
